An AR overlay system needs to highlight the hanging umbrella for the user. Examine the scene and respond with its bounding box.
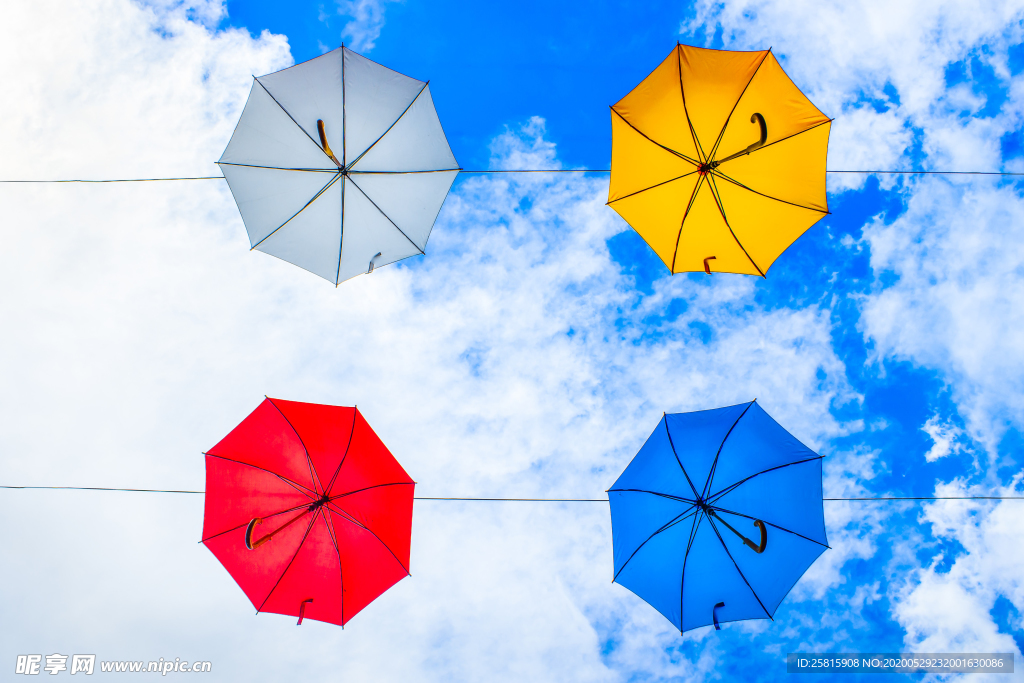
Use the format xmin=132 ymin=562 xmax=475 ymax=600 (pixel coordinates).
xmin=608 ymin=44 xmax=830 ymax=276
xmin=608 ymin=401 xmax=828 ymax=633
xmin=201 ymin=398 xmax=415 ymax=626
xmin=218 ymin=47 xmax=459 ymax=285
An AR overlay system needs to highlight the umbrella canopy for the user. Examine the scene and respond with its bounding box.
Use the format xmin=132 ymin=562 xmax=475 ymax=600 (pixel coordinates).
xmin=608 ymin=44 xmax=830 ymax=276
xmin=608 ymin=401 xmax=828 ymax=633
xmin=202 ymin=398 xmax=415 ymax=627
xmin=218 ymin=46 xmax=459 ymax=285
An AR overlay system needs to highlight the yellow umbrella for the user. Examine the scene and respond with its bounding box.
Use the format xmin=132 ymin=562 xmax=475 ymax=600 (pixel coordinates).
xmin=608 ymin=44 xmax=831 ymax=276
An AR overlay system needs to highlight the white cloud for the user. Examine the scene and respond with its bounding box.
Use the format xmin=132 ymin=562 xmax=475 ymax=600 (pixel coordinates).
xmin=922 ymin=415 xmax=965 ymax=462
xmin=333 ymin=0 xmax=400 ymax=53
xmin=860 ymin=178 xmax=1024 ymax=455
xmin=893 ymin=477 xmax=1024 ymax=669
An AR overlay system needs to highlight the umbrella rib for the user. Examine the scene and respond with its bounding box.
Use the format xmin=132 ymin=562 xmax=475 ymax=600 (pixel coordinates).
xmin=612 ymin=507 xmax=700 ymax=582
xmin=348 ymin=169 xmax=461 ymax=174
xmin=342 ymin=44 xmax=346 ymax=167
xmin=679 ymin=508 xmax=703 ymax=634
xmin=253 ymin=78 xmax=337 ymax=167
xmin=267 ymin=398 xmax=325 ymax=496
xmin=250 ymin=173 xmax=341 ymax=251
xmin=676 ymin=46 xmax=708 ymax=164
xmin=607 ymin=488 xmax=697 ymax=504
xmin=200 ymin=500 xmax=315 ymax=544
xmin=705 ymin=173 xmax=766 ymax=277
xmin=706 ymin=516 xmax=773 ymax=620
xmin=700 ymin=400 xmax=756 ymax=502
xmin=320 ymin=507 xmax=346 ymax=626
xmin=217 ymin=162 xmax=338 ymax=173
xmin=326 ymin=502 xmax=411 ymax=574
xmin=329 ymin=481 xmax=414 ymax=502
xmin=346 ymin=176 xmax=425 ymax=254
xmin=609 ymin=108 xmax=700 ymax=166
xmin=606 ymin=170 xmax=700 ymax=206
xmin=669 ymin=172 xmax=707 ymax=273
xmin=324 ymin=409 xmax=359 ymax=496
xmin=346 ymin=82 xmax=429 ymax=170
xmin=709 ymin=504 xmax=830 ymax=549
xmin=710 ymin=167 xmax=830 ymax=214
xmin=707 ymin=51 xmax=771 ymax=163
xmin=661 ymin=415 xmax=703 ymax=501
xmin=708 ymin=455 xmax=824 ymax=505
xmin=255 ymin=511 xmax=320 ymax=614
xmin=336 ymin=173 xmax=346 ymax=285
xmin=203 ymin=452 xmax=317 ymax=498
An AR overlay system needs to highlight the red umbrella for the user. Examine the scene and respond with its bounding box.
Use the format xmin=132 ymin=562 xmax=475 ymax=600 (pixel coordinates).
xmin=201 ymin=398 xmax=414 ymax=627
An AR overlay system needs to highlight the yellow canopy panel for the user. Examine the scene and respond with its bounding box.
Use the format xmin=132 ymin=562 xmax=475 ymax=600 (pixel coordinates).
xmin=609 ymin=44 xmax=831 ymax=276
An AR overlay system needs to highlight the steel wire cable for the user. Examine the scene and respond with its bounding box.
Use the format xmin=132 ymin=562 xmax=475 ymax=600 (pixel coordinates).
xmin=1 ymin=485 xmax=1022 ymax=502
xmin=4 ymin=170 xmax=1024 ymax=183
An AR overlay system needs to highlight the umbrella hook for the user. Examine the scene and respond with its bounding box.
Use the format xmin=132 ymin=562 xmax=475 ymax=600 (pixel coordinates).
xmin=711 ymin=113 xmax=768 ymax=168
xmin=713 ymin=602 xmax=726 ymax=630
xmin=703 ymin=256 xmax=716 ymax=274
xmin=709 ymin=510 xmax=768 ymax=554
xmin=297 ymin=598 xmax=314 ymax=625
xmin=367 ymin=252 xmax=382 ymax=274
xmin=317 ymin=120 xmax=343 ymax=168
xmin=244 ymin=509 xmax=311 ymax=550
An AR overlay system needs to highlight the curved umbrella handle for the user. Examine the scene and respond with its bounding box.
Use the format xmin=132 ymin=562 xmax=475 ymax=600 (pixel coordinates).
xmin=317 ymin=120 xmax=343 ymax=168
xmin=244 ymin=518 xmax=262 ymax=550
xmin=245 ymin=509 xmax=310 ymax=550
xmin=709 ymin=509 xmax=767 ymax=554
xmin=711 ymin=112 xmax=768 ymax=166
xmin=713 ymin=601 xmax=725 ymax=630
xmin=748 ymin=112 xmax=768 ymax=151
xmin=749 ymin=519 xmax=768 ymax=554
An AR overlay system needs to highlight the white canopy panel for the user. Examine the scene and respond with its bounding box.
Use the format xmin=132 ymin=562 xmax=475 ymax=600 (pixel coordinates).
xmin=352 ymin=86 xmax=458 ymax=172
xmin=342 ymin=49 xmax=426 ymax=164
xmin=257 ymin=49 xmax=345 ymax=162
xmin=350 ymin=171 xmax=459 ymax=251
xmin=255 ymin=175 xmax=343 ymax=283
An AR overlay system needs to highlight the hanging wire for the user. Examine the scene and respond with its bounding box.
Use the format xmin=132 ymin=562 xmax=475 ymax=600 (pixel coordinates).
xmin=4 ymin=170 xmax=1024 ymax=183
xmin=2 ymin=486 xmax=1022 ymax=501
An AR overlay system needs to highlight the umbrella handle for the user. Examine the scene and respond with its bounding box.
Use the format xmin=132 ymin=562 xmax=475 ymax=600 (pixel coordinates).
xmin=703 ymin=256 xmax=716 ymax=274
xmin=711 ymin=112 xmax=768 ymax=166
xmin=709 ymin=510 xmax=768 ymax=554
xmin=747 ymin=519 xmax=768 ymax=554
xmin=245 ymin=510 xmax=310 ymax=550
xmin=317 ymin=120 xmax=343 ymax=168
xmin=713 ymin=601 xmax=725 ymax=630
xmin=368 ymin=252 xmax=382 ymax=274
xmin=297 ymin=598 xmax=314 ymax=625
xmin=244 ymin=518 xmax=262 ymax=550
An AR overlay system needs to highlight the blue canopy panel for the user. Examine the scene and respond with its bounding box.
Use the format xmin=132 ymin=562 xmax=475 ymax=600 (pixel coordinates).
xmin=608 ymin=401 xmax=828 ymax=633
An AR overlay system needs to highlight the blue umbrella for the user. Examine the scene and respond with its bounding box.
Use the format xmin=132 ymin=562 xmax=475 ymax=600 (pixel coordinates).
xmin=609 ymin=401 xmax=828 ymax=633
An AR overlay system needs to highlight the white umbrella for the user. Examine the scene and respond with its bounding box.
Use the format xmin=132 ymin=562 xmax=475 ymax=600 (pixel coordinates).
xmin=218 ymin=47 xmax=459 ymax=285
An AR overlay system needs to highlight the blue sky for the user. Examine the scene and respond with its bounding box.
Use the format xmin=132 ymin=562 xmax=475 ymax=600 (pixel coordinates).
xmin=1 ymin=0 xmax=1024 ymax=681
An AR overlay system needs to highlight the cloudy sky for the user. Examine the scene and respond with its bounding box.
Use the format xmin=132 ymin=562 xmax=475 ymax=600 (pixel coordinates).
xmin=2 ymin=0 xmax=1024 ymax=679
